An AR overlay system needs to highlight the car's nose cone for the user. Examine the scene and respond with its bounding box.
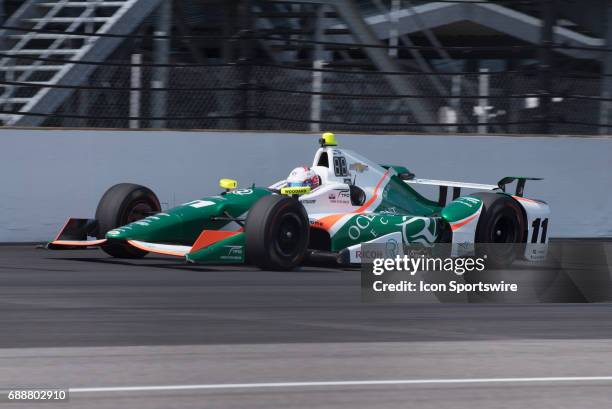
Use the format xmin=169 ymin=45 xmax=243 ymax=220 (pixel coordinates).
xmin=105 ymin=212 xmax=183 ymax=242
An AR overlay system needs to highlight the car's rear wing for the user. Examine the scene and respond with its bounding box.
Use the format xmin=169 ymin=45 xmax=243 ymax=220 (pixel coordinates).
xmin=405 ymin=178 xmax=498 ymax=191
xmin=404 ymin=178 xmax=497 ymax=206
xmin=404 ymin=176 xmax=542 ymax=206
xmin=496 ymin=176 xmax=543 ymax=197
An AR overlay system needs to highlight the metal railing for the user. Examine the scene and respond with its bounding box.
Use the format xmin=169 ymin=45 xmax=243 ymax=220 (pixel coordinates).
xmin=0 ymin=25 xmax=611 ymax=134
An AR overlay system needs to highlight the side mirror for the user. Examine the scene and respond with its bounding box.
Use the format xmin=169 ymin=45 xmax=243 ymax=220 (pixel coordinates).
xmin=349 ymin=185 xmax=366 ymax=206
xmin=219 ymin=178 xmax=238 ymax=191
xmin=398 ymin=171 xmax=415 ymax=181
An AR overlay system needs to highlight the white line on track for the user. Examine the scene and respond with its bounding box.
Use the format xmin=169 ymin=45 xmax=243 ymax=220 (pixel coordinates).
xmin=69 ymin=376 xmax=612 ymax=394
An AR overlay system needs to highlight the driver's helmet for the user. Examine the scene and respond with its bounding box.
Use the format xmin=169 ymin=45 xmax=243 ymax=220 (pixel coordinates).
xmin=286 ymin=166 xmax=320 ymax=189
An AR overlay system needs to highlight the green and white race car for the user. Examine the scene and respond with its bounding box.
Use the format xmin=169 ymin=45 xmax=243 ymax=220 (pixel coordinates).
xmin=48 ymin=133 xmax=550 ymax=270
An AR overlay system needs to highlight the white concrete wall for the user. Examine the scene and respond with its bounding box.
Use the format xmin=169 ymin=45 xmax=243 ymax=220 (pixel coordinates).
xmin=0 ymin=129 xmax=610 ymax=242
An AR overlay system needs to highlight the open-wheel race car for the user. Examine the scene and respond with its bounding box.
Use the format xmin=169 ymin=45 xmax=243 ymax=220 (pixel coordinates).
xmin=48 ymin=133 xmax=551 ymax=270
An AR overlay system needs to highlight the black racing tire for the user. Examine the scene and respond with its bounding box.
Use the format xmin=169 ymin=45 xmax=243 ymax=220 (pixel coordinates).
xmin=95 ymin=183 xmax=161 ymax=258
xmin=245 ymin=195 xmax=310 ymax=271
xmin=472 ymin=192 xmax=526 ymax=268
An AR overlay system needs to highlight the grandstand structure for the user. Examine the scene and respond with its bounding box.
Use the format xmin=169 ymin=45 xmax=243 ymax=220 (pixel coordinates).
xmin=0 ymin=0 xmax=611 ymax=134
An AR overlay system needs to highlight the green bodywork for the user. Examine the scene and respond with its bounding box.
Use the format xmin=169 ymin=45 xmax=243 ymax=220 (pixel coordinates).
xmin=106 ymin=187 xmax=271 ymax=264
xmin=329 ymin=213 xmax=441 ymax=251
xmin=380 ymin=164 xmax=411 ymax=175
xmin=378 ymin=175 xmax=441 ymax=216
xmin=327 ymin=174 xmax=444 ymax=251
xmin=440 ymin=196 xmax=483 ymax=223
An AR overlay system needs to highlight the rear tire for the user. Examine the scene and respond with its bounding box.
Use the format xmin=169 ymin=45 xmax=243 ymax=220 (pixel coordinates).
xmin=472 ymin=192 xmax=525 ymax=268
xmin=245 ymin=195 xmax=310 ymax=270
xmin=95 ymin=183 xmax=161 ymax=258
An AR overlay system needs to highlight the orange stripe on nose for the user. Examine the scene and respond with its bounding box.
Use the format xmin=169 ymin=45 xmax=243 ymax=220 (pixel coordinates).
xmin=191 ymin=230 xmax=241 ymax=253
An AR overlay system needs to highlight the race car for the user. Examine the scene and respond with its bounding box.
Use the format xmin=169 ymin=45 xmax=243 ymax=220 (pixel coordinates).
xmin=48 ymin=132 xmax=551 ymax=270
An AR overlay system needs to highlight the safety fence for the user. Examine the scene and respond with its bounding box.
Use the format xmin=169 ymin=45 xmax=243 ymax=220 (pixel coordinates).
xmin=1 ymin=25 xmax=612 ymax=134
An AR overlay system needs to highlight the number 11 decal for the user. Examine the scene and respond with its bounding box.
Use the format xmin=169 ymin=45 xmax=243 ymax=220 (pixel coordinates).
xmin=531 ymin=218 xmax=549 ymax=243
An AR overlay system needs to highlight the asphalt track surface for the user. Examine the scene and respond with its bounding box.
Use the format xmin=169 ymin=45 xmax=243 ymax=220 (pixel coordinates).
xmin=1 ymin=245 xmax=612 ymax=408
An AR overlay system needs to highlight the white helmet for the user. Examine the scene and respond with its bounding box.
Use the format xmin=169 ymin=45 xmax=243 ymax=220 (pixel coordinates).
xmin=286 ymin=166 xmax=320 ymax=189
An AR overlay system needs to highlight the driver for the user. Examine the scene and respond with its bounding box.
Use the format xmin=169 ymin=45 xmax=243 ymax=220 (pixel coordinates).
xmin=286 ymin=166 xmax=321 ymax=190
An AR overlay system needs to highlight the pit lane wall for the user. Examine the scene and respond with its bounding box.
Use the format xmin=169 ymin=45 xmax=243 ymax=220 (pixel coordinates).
xmin=0 ymin=129 xmax=610 ymax=242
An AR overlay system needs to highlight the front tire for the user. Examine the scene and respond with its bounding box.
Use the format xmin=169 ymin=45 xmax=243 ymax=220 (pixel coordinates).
xmin=95 ymin=183 xmax=161 ymax=258
xmin=472 ymin=192 xmax=525 ymax=268
xmin=245 ymin=195 xmax=310 ymax=271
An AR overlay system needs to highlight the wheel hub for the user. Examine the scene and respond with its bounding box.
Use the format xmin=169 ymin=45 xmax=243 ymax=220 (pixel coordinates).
xmin=492 ymin=216 xmax=514 ymax=243
xmin=276 ymin=214 xmax=301 ymax=256
xmin=126 ymin=202 xmax=153 ymax=223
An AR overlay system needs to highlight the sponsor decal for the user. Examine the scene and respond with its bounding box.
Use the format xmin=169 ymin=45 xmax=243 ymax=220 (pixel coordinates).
xmin=282 ymin=186 xmax=311 ymax=195
xmin=527 ymin=245 xmax=547 ymax=261
xmin=184 ymin=200 xmax=216 ymax=208
xmin=457 ymin=197 xmax=481 ymax=208
xmin=228 ymin=189 xmax=253 ymax=196
xmin=349 ymin=162 xmax=369 ymax=173
xmin=348 ymin=214 xmax=379 ymax=240
xmin=356 ymin=249 xmax=384 ymax=261
xmin=220 ymin=245 xmax=244 ymax=260
xmin=329 ymin=189 xmax=350 ymax=204
xmin=385 ymin=238 xmax=400 ymax=258
xmin=457 ymin=241 xmax=474 ymax=252
xmin=379 ymin=207 xmax=399 ymax=216
xmin=396 ymin=216 xmax=438 ymax=245
xmin=301 ymin=199 xmax=316 ymax=204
